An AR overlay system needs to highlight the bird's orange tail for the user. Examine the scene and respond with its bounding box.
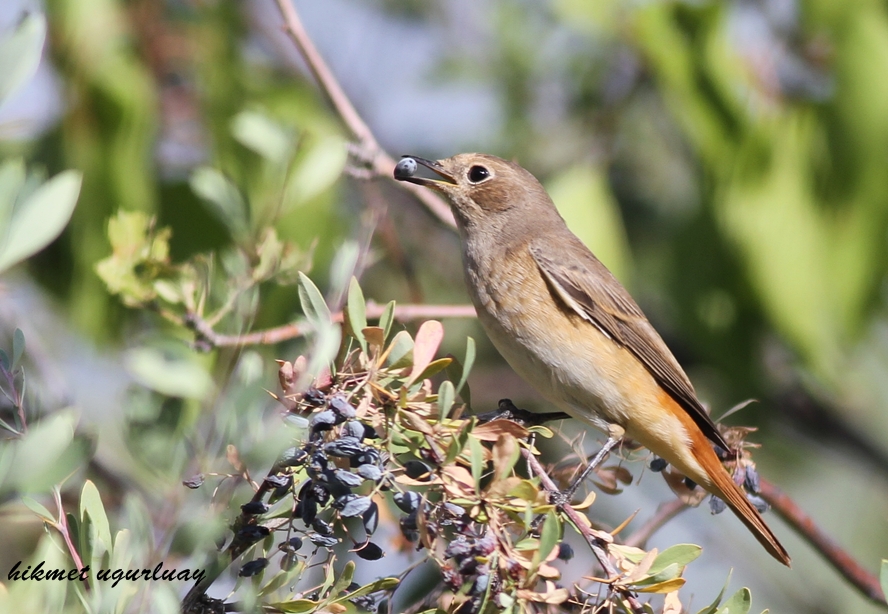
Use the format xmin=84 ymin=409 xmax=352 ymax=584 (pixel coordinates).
xmin=692 ymin=438 xmax=792 ymax=567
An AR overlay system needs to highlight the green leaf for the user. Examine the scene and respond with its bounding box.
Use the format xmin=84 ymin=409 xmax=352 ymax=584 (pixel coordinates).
xmin=716 ymin=587 xmax=752 ymax=614
xmin=697 ymin=571 xmax=733 ymax=614
xmin=469 ymin=435 xmax=485 ymax=491
xmin=445 ymin=417 xmax=474 ymax=464
xmin=410 ymin=357 xmax=453 ymax=386
xmin=634 ymin=563 xmax=681 ymax=586
xmin=329 ymin=577 xmax=400 ymax=604
xmin=437 ymin=380 xmax=455 ymax=420
xmin=230 ymin=110 xmax=292 ymax=164
xmin=80 ymin=480 xmax=113 ymax=555
xmin=346 ymin=277 xmax=368 ymax=353
xmin=0 ymin=158 xmax=25 ymax=231
xmin=331 ymin=560 xmax=356 ymax=597
xmin=647 ymin=543 xmax=702 ymax=575
xmin=3 ymin=410 xmax=83 ymax=494
xmin=0 ymin=12 xmax=46 ymax=105
xmin=880 ymin=560 xmax=888 ymax=606
xmin=285 ymin=134 xmax=348 ymax=206
xmin=125 ymin=347 xmax=214 ymax=400
xmin=329 ymin=241 xmax=359 ymax=308
xmin=538 ymin=511 xmax=561 ymax=563
xmin=21 ymin=496 xmax=54 ymax=523
xmin=0 ymin=170 xmax=82 ymax=273
xmin=298 ymin=272 xmax=332 ymax=328
xmin=189 ymin=166 xmax=249 ymax=241
xmin=259 ymin=560 xmax=305 ymax=598
xmin=379 ymin=300 xmax=396 ymax=341
xmin=267 ymin=599 xmax=319 ymax=613
xmin=12 ymin=328 xmax=25 ymax=370
xmin=383 ymin=330 xmax=414 ymax=369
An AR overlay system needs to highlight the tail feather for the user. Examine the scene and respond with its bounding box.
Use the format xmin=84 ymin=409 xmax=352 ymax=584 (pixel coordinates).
xmin=694 ymin=442 xmax=792 ymax=567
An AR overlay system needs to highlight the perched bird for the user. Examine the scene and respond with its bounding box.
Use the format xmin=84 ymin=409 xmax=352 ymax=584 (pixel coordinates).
xmin=394 ymin=153 xmax=791 ymax=566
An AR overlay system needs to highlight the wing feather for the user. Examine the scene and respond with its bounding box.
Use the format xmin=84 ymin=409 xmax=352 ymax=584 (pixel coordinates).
xmin=530 ymin=241 xmax=729 ymax=451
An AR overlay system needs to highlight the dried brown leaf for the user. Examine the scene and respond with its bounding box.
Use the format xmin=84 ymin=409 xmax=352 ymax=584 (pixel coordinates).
xmin=472 ymin=420 xmax=529 ymax=441
xmin=405 ymin=321 xmax=443 ymax=386
xmin=492 ymin=433 xmax=518 ymax=481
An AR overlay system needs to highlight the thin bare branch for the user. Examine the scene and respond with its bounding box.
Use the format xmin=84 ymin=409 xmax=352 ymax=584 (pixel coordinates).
xmin=759 ymin=478 xmax=887 ymax=607
xmin=186 ymin=301 xmax=477 ymax=348
xmin=271 ymin=0 xmax=456 ymax=228
xmin=623 ymin=499 xmax=688 ymax=548
xmin=521 ymin=447 xmax=645 ymax=614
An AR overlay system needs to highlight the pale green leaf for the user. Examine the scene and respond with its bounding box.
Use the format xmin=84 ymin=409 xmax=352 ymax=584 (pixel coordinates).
xmin=267 ymin=599 xmax=318 ymax=613
xmin=347 ymin=277 xmax=368 ymax=353
xmin=697 ymin=571 xmax=733 ymax=614
xmin=457 ymin=336 xmax=475 ymax=404
xmin=647 ymin=543 xmax=702 ymax=575
xmin=0 ymin=170 xmax=82 ymax=273
xmin=384 ymin=330 xmax=414 ymax=369
xmin=230 ymin=110 xmax=292 ymax=163
xmin=190 ymin=167 xmax=249 ymax=240
xmin=469 ymin=435 xmax=485 ymax=491
xmin=331 ymin=560 xmax=356 ymax=597
xmin=379 ymin=300 xmax=396 ymax=341
xmin=0 ymin=13 xmax=46 ymax=105
xmin=80 ymin=480 xmax=113 ymax=555
xmin=21 ymin=496 xmax=54 ymax=523
xmin=12 ymin=328 xmax=25 ymax=370
xmin=437 ymin=380 xmax=455 ymax=420
xmin=0 ymin=158 xmax=25 ymax=231
xmin=716 ymin=587 xmax=752 ymax=614
xmin=297 ymin=271 xmax=332 ymax=328
xmin=125 ymin=347 xmax=213 ymax=399
xmin=533 ymin=510 xmax=561 ymax=572
xmin=4 ymin=409 xmax=83 ymax=493
xmin=285 ymin=135 xmax=348 ymax=206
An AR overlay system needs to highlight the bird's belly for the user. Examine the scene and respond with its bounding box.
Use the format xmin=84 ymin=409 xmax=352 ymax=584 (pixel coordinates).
xmin=470 ymin=276 xmax=633 ymax=433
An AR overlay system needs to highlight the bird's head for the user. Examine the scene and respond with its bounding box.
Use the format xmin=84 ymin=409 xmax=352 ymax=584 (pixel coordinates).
xmin=393 ymin=153 xmax=554 ymax=230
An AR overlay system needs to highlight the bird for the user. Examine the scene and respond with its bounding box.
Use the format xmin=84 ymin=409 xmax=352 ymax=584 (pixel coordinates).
xmin=393 ymin=153 xmax=791 ymax=566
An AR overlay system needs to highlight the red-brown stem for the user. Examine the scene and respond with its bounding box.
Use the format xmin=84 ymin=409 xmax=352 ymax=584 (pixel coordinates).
xmin=187 ymin=302 xmax=477 ymax=348
xmin=623 ymin=498 xmax=689 ymax=549
xmin=53 ymin=487 xmax=89 ymax=590
xmin=758 ymin=478 xmax=886 ymax=606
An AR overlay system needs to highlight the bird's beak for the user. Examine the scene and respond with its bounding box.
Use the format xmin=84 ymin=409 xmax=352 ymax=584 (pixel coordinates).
xmin=393 ymin=156 xmax=457 ymax=187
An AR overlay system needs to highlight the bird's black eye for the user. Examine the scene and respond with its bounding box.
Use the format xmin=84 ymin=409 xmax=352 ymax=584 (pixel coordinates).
xmin=467 ymin=165 xmax=490 ymax=183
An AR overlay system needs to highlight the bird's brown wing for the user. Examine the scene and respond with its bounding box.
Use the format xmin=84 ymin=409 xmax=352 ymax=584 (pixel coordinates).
xmin=529 ymin=240 xmax=729 ymax=451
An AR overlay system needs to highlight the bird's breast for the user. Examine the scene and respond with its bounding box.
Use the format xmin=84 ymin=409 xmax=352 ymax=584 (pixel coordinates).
xmin=462 ymin=241 xmax=633 ymax=431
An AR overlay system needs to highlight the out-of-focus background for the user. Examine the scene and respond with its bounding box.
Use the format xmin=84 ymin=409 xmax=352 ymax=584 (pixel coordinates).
xmin=1 ymin=0 xmax=887 ymax=612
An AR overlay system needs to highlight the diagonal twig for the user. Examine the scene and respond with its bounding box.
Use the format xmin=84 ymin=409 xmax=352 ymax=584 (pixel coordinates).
xmin=759 ymin=477 xmax=887 ymax=607
xmin=271 ymin=0 xmax=455 ymax=229
xmin=521 ymin=447 xmax=645 ymax=614
xmin=185 ymin=301 xmax=476 ymax=348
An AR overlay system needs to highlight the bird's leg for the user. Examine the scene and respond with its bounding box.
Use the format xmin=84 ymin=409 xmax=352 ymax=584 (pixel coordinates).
xmin=557 ymin=425 xmax=626 ymax=506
